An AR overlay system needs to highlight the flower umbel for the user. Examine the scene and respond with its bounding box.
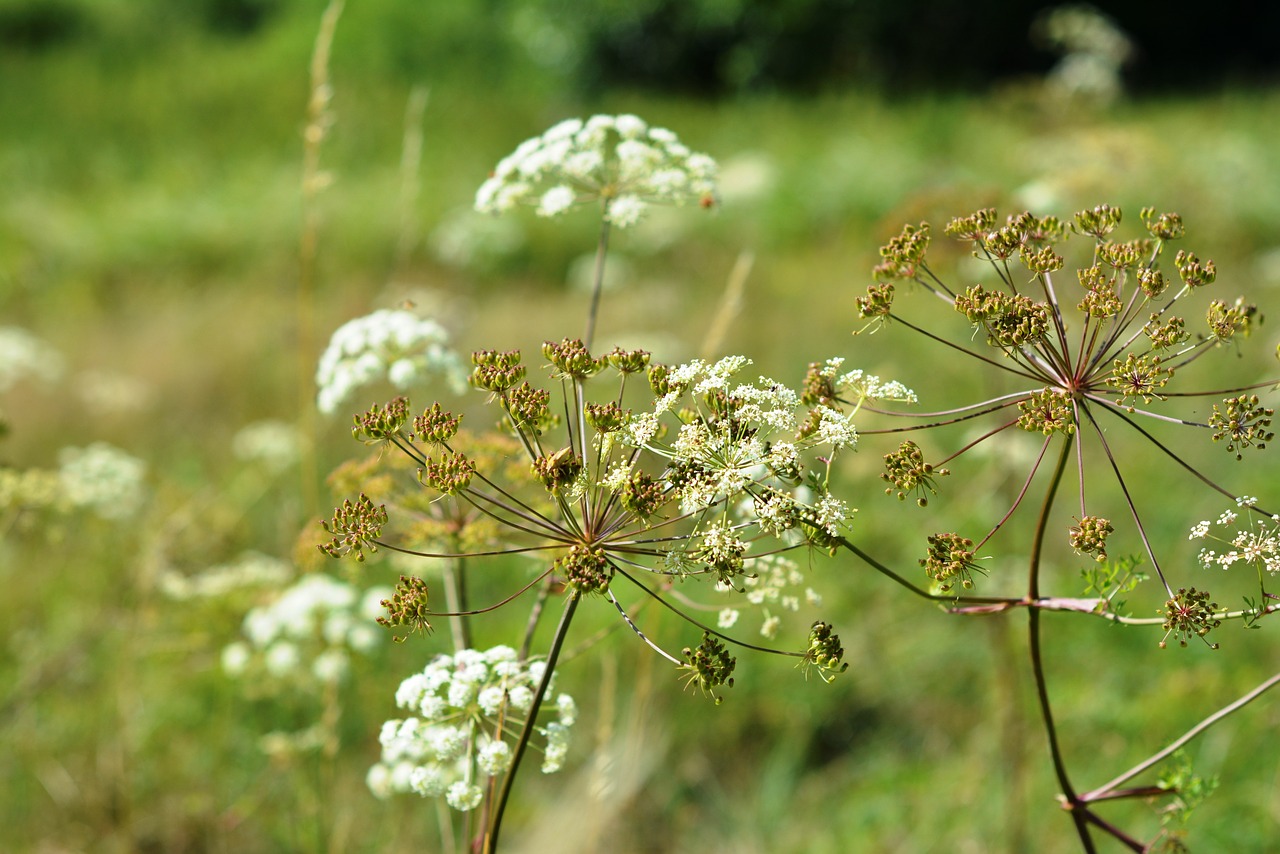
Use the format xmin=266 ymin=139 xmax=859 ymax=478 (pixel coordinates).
xmin=801 ymin=620 xmax=848 ymax=683
xmin=1159 ymin=588 xmax=1222 ymax=649
xmin=319 ymin=493 xmax=388 ymax=562
xmin=678 ymin=632 xmax=737 ymax=704
xmin=854 ymin=203 xmax=1273 ymax=603
xmin=475 ymin=114 xmax=718 ymax=228
xmin=377 ymin=575 xmax=434 ymax=642
xmin=366 ymin=646 xmax=577 ymax=806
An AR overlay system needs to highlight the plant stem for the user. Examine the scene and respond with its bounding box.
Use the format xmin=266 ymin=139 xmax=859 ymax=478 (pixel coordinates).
xmin=442 ymin=553 xmax=470 ymax=652
xmin=1082 ymin=670 xmax=1280 ymax=801
xmin=486 ymin=594 xmax=579 ymax=853
xmin=1024 ymin=434 xmax=1095 ymax=851
xmin=583 ymin=211 xmax=612 ymax=350
xmin=519 ymin=576 xmax=554 ymax=660
xmin=298 ymin=0 xmax=343 ymax=518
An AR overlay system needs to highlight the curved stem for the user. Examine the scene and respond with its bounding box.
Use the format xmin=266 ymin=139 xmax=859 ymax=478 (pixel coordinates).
xmin=974 ymin=434 xmax=1052 ymax=551
xmin=1024 ymin=433 xmax=1095 ymax=851
xmin=486 ymin=594 xmax=580 ymax=853
xmin=835 ymin=537 xmax=1014 ymax=606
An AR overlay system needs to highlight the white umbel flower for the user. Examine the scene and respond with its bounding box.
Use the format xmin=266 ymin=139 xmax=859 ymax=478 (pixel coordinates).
xmin=366 ymin=645 xmax=578 ymax=809
xmin=476 ymin=114 xmax=719 ymax=229
xmin=315 ymin=309 xmax=466 ymax=416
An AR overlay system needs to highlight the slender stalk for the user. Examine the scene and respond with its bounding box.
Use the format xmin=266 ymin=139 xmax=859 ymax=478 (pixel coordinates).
xmin=1023 ymin=434 xmax=1096 ymax=851
xmin=974 ymin=434 xmax=1051 ymax=551
xmin=890 ymin=314 xmax=1048 ymax=384
xmin=298 ymin=0 xmax=344 ymax=518
xmin=442 ymin=553 xmax=470 ymax=652
xmin=487 ymin=594 xmax=580 ymax=853
xmin=1082 ymin=670 xmax=1280 ymax=801
xmin=583 ymin=211 xmax=612 ymax=350
xmin=391 ymin=86 xmax=429 ymax=278
xmin=700 ymin=251 xmax=754 ymax=359
xmin=835 ymin=537 xmax=1014 ymax=606
xmin=519 ymin=576 xmax=554 ymax=660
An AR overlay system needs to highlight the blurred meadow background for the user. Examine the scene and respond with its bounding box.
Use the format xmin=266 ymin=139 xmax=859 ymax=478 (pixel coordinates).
xmin=4 ymin=0 xmax=1280 ymax=851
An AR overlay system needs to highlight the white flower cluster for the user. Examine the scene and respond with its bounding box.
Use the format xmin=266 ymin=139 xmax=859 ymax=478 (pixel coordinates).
xmin=0 ymin=326 xmax=65 ymax=393
xmin=232 ymin=420 xmax=302 ymax=474
xmin=366 ymin=645 xmax=577 ymax=811
xmin=822 ymin=359 xmax=918 ymax=406
xmin=57 ymin=442 xmax=147 ymax=521
xmin=1191 ymin=496 xmax=1280 ymax=575
xmin=716 ymin=553 xmax=822 ymax=639
xmin=159 ymin=551 xmax=292 ymax=601
xmin=315 ymin=309 xmax=466 ymax=416
xmin=622 ymin=356 xmax=863 ymax=518
xmin=1037 ymin=4 xmax=1132 ymax=105
xmin=221 ymin=574 xmax=391 ymax=686
xmin=475 ymin=114 xmax=718 ymax=229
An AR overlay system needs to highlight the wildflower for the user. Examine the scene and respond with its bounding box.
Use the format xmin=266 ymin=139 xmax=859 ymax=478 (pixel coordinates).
xmin=882 ymin=440 xmax=949 ymax=506
xmin=377 ymin=575 xmax=435 ymax=642
xmin=1192 ymin=501 xmax=1280 ymax=578
xmin=231 ymin=420 xmax=302 ymax=474
xmin=366 ymin=646 xmax=577 ymax=807
xmin=1159 ymin=588 xmax=1222 ymax=649
xmin=678 ymin=632 xmax=736 ymax=704
xmin=159 ymin=551 xmax=291 ymax=601
xmin=57 ymin=442 xmax=147 ymax=521
xmin=921 ymin=532 xmax=981 ymax=592
xmin=475 ymin=114 xmax=718 ymax=228
xmin=222 ymin=573 xmax=390 ymax=689
xmin=0 ymin=326 xmax=64 ymax=392
xmin=1069 ymin=516 xmax=1115 ymax=562
xmin=853 ymin=203 xmax=1272 ymax=602
xmin=801 ymin=620 xmax=848 ymax=682
xmin=315 ymin=309 xmax=466 ymax=416
xmin=1209 ymin=395 xmax=1274 ymax=460
xmin=325 ymin=345 xmax=874 ymax=716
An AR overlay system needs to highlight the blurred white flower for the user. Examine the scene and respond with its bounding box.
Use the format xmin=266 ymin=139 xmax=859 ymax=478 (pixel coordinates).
xmin=57 ymin=442 xmax=147 ymax=521
xmin=315 ymin=309 xmax=466 ymax=416
xmin=476 ymin=114 xmax=719 ymax=229
xmin=159 ymin=551 xmax=291 ymax=601
xmin=231 ymin=420 xmax=301 ymax=474
xmin=0 ymin=326 xmax=64 ymax=393
xmin=1035 ymin=5 xmax=1133 ymax=105
xmin=74 ymin=370 xmax=153 ymax=417
xmin=366 ymin=645 xmax=577 ymax=809
xmin=716 ymin=151 xmax=776 ymax=205
xmin=429 ymin=206 xmax=524 ymax=271
xmin=221 ymin=642 xmax=251 ymax=676
xmin=222 ymin=573 xmax=388 ymax=688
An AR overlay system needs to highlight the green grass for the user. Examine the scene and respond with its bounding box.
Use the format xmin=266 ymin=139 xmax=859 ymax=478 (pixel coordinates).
xmin=3 ymin=16 xmax=1280 ymax=853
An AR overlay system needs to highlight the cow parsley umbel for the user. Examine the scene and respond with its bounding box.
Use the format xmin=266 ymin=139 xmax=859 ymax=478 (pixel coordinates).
xmin=476 ymin=114 xmax=718 ymax=349
xmin=322 ymin=341 xmax=879 ymax=846
xmin=846 ymin=203 xmax=1277 ymax=850
xmin=318 ymin=114 xmax=881 ymax=854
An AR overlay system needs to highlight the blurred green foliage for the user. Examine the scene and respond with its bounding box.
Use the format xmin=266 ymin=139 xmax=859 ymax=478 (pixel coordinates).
xmin=4 ymin=0 xmax=1278 ymax=95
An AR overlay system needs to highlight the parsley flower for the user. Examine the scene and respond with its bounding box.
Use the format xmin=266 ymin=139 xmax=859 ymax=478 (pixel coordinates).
xmin=476 ymin=114 xmax=718 ymax=228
